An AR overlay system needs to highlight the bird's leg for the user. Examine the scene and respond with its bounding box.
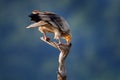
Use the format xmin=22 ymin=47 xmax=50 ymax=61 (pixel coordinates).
xmin=58 ymin=38 xmax=62 ymax=45
xmin=38 ymin=27 xmax=50 ymax=41
xmin=54 ymin=31 xmax=63 ymax=45
xmin=42 ymin=32 xmax=50 ymax=41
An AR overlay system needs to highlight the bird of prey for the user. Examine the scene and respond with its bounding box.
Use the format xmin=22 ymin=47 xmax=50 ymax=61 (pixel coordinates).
xmin=26 ymin=10 xmax=72 ymax=45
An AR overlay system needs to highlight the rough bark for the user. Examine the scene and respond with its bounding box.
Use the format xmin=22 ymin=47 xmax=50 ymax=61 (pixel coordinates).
xmin=40 ymin=37 xmax=71 ymax=80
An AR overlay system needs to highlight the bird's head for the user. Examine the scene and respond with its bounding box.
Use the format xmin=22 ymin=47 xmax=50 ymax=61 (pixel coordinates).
xmin=28 ymin=10 xmax=42 ymax=22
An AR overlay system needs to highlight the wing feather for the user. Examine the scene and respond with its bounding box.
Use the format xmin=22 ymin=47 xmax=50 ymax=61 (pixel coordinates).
xmin=39 ymin=12 xmax=70 ymax=33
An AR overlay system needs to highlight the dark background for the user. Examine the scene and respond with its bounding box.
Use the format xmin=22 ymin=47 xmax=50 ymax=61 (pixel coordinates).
xmin=0 ymin=0 xmax=120 ymax=80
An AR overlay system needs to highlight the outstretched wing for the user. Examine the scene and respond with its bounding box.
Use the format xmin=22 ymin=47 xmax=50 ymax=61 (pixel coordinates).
xmin=39 ymin=12 xmax=70 ymax=33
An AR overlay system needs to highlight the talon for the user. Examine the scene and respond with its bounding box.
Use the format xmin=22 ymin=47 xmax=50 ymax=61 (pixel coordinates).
xmin=58 ymin=43 xmax=64 ymax=46
xmin=44 ymin=37 xmax=50 ymax=41
xmin=58 ymin=41 xmax=62 ymax=45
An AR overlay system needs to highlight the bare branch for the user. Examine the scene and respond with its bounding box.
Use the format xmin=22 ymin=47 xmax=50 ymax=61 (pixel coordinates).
xmin=40 ymin=37 xmax=58 ymax=48
xmin=40 ymin=37 xmax=71 ymax=80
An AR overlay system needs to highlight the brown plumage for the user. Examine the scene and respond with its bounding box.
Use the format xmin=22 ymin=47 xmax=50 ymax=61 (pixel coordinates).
xmin=26 ymin=10 xmax=72 ymax=45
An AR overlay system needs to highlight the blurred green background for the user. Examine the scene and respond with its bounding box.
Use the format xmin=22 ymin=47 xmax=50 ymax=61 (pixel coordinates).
xmin=0 ymin=0 xmax=120 ymax=80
